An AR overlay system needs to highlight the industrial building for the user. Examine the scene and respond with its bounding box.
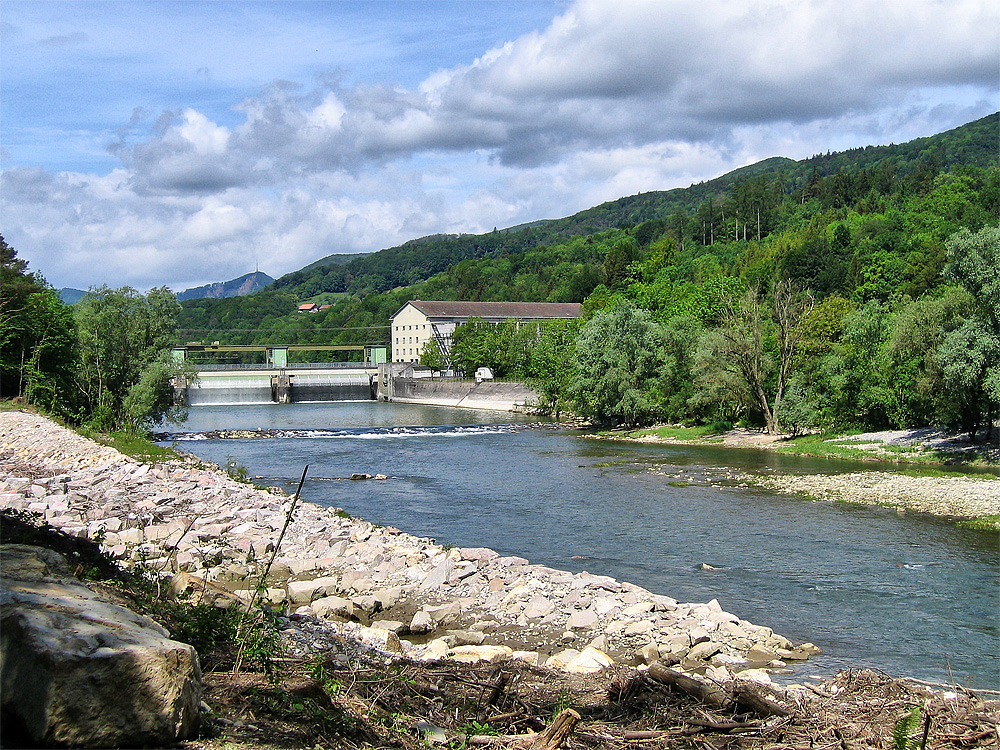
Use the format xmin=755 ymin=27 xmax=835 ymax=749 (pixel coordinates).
xmin=390 ymin=300 xmax=582 ymax=364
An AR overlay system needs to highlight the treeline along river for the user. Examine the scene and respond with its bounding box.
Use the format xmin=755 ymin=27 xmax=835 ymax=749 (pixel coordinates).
xmin=159 ymin=402 xmax=999 ymax=690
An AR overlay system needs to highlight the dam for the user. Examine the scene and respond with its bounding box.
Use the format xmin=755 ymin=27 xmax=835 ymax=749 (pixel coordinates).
xmin=181 ymin=367 xmax=377 ymax=405
xmin=172 ymin=344 xmax=385 ymax=405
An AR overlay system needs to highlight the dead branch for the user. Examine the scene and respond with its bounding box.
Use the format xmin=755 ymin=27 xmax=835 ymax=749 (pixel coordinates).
xmin=529 ymin=709 xmax=582 ymax=749
xmin=732 ymin=682 xmax=793 ymax=717
xmin=647 ymin=664 xmax=728 ymax=709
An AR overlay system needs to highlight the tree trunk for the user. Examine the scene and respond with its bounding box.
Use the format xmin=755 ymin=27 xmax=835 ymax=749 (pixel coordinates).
xmin=528 ymin=709 xmax=581 ymax=750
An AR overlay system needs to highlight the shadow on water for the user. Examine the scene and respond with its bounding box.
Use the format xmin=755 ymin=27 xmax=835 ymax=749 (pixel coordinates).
xmin=164 ymin=402 xmax=1000 ymax=690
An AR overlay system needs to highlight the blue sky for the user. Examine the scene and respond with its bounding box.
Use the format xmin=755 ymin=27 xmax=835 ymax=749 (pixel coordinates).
xmin=2 ymin=0 xmax=997 ymax=292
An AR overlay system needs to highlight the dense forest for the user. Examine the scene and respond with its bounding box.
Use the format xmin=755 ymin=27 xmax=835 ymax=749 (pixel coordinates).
xmin=261 ymin=113 xmax=998 ymax=300
xmin=171 ymin=113 xmax=999 ymax=437
xmin=5 ymin=114 xmax=997 ymax=437
xmin=2 ymin=237 xmax=188 ymax=430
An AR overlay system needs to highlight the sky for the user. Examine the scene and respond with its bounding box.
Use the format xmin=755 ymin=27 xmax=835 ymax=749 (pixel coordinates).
xmin=2 ymin=0 xmax=997 ymax=293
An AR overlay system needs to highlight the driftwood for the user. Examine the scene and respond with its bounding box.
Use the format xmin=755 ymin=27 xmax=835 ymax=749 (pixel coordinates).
xmin=486 ymin=671 xmax=510 ymax=708
xmin=529 ymin=709 xmax=582 ymax=749
xmin=647 ymin=662 xmax=792 ymax=719
xmin=647 ymin=664 xmax=728 ymax=709
xmin=731 ymin=682 xmax=792 ymax=717
xmin=466 ymin=709 xmax=582 ymax=749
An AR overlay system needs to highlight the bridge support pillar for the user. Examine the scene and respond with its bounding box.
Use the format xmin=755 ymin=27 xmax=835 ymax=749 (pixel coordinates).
xmin=171 ymin=376 xmax=188 ymax=406
xmin=273 ymin=372 xmax=292 ymax=404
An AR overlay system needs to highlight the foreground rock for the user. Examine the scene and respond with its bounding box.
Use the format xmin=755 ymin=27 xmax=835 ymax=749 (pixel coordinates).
xmin=0 ymin=410 xmax=816 ymax=680
xmin=0 ymin=544 xmax=201 ymax=748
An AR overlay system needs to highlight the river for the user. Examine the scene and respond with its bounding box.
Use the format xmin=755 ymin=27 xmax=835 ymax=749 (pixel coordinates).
xmin=161 ymin=401 xmax=999 ymax=690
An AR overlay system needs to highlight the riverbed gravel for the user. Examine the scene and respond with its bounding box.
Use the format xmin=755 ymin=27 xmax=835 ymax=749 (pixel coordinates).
xmin=731 ymin=469 xmax=1000 ymax=523
xmin=619 ymin=427 xmax=1000 ymax=528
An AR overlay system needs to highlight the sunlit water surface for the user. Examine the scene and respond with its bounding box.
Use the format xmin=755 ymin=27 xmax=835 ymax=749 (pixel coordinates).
xmin=160 ymin=402 xmax=1000 ymax=689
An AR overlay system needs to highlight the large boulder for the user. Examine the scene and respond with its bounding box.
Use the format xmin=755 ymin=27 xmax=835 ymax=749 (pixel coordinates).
xmin=1 ymin=545 xmax=201 ymax=747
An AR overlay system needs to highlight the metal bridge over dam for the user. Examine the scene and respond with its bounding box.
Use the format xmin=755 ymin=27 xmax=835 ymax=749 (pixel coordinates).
xmin=172 ymin=344 xmax=387 ymax=405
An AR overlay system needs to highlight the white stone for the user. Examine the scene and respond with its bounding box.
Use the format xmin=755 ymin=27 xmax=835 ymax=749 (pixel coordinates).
xmin=686 ymin=641 xmax=722 ymax=661
xmin=311 ymin=595 xmax=355 ymax=619
xmin=564 ymin=646 xmax=614 ymax=674
xmin=0 ymin=545 xmax=201 ymax=747
xmin=409 ymin=610 xmax=434 ymax=634
xmin=621 ymin=601 xmax=655 ymax=616
xmin=447 ymin=644 xmax=513 ymax=663
xmin=624 ymin=620 xmax=654 ymax=635
xmin=567 ymin=607 xmax=599 ymax=629
xmin=734 ymin=669 xmax=773 ymax=685
xmin=357 ymin=626 xmax=403 ymax=654
xmin=421 ymin=638 xmax=450 ymax=661
xmin=523 ymin=595 xmax=554 ymax=619
xmin=512 ymin=650 xmax=541 ymax=666
xmin=544 ymin=649 xmax=580 ymax=670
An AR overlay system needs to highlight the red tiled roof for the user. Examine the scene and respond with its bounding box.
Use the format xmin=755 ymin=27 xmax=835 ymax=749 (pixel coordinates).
xmin=400 ymin=300 xmax=581 ymax=319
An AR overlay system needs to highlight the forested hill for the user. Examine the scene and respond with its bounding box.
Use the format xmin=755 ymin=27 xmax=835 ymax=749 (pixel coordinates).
xmin=177 ymin=271 xmax=274 ymax=302
xmin=176 ymin=113 xmax=998 ymax=436
xmin=268 ymin=113 xmax=997 ymax=300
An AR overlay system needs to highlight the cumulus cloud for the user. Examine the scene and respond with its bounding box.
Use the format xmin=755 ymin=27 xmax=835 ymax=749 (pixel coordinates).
xmin=2 ymin=0 xmax=997 ymax=290
xmin=115 ymin=0 xmax=998 ymax=192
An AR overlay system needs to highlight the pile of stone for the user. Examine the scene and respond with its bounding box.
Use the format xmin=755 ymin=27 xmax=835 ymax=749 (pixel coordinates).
xmin=0 ymin=411 xmax=819 ymax=682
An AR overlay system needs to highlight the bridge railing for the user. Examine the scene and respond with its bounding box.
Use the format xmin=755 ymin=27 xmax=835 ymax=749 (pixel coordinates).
xmin=195 ymin=362 xmax=372 ymax=371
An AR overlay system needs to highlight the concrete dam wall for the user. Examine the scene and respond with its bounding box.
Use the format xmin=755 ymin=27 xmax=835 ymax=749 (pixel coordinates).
xmin=387 ymin=378 xmax=540 ymax=412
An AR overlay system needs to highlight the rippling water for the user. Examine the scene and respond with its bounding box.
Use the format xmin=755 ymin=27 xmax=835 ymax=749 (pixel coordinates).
xmin=161 ymin=402 xmax=1000 ymax=689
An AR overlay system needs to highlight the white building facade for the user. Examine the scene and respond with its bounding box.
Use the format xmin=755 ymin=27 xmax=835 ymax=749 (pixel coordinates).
xmin=390 ymin=300 xmax=582 ymax=365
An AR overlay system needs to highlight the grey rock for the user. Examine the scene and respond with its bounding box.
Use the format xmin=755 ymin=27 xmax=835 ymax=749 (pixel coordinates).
xmin=421 ymin=558 xmax=454 ymax=589
xmin=567 ymin=607 xmax=599 ymax=630
xmin=409 ymin=610 xmax=435 ymax=634
xmin=0 ymin=545 xmax=201 ymax=747
xmin=686 ymin=640 xmax=723 ymax=662
xmin=311 ymin=595 xmax=355 ymax=620
xmin=286 ymin=575 xmax=340 ymax=605
xmin=445 ymin=630 xmax=486 ymax=646
xmin=523 ymin=595 xmax=554 ymax=619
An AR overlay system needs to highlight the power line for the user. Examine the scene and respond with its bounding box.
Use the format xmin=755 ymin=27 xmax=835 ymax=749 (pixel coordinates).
xmin=177 ymin=326 xmax=389 ymax=332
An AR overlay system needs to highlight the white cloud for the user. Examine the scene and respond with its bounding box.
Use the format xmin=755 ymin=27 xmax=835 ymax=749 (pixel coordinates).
xmin=2 ymin=0 xmax=997 ymax=291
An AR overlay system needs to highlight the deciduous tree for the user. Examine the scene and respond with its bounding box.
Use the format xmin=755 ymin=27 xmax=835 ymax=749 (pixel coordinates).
xmin=74 ymin=286 xmax=186 ymax=429
xmin=0 ymin=236 xmax=77 ymax=417
xmin=713 ymin=281 xmax=814 ymax=434
xmin=938 ymin=225 xmax=1000 ymax=440
xmin=570 ymin=300 xmax=666 ymax=426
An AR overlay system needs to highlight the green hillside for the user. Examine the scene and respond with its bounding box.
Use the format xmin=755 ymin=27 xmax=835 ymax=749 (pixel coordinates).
xmin=175 ymin=113 xmax=999 ymax=437
xmin=265 ymin=113 xmax=997 ymax=300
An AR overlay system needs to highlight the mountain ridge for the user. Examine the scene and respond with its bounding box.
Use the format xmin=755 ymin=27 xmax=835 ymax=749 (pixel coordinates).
xmin=176 ymin=271 xmax=274 ymax=302
xmin=265 ymin=113 xmax=997 ymax=300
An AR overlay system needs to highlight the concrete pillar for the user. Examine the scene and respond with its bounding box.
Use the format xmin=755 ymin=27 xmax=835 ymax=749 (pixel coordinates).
xmin=171 ymin=376 xmax=188 ymax=406
xmin=274 ymin=371 xmax=292 ymax=404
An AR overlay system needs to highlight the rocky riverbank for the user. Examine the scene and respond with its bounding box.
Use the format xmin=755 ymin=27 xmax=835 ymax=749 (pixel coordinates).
xmin=0 ymin=409 xmax=818 ymax=683
xmin=607 ymin=428 xmax=1000 ymax=529
xmin=724 ymin=469 xmax=1000 ymax=527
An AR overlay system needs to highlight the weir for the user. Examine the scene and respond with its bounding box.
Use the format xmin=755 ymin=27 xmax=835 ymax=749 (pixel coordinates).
xmin=180 ymin=367 xmax=378 ymax=406
xmin=172 ymin=343 xmax=387 ymax=406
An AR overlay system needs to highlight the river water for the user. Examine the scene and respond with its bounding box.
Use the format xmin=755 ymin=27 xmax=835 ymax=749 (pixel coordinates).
xmin=161 ymin=401 xmax=999 ymax=690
